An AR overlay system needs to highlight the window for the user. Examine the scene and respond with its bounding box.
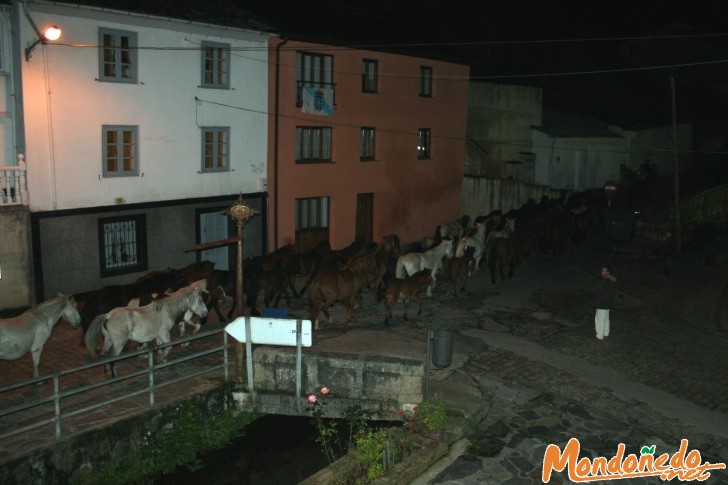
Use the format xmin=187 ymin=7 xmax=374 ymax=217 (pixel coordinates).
xmin=420 ymin=66 xmax=432 ymax=97
xmin=362 ymin=59 xmax=378 ymax=93
xmin=201 ymin=41 xmax=230 ymax=89
xmin=201 ymin=127 xmax=230 ymax=172
xmin=418 ymin=128 xmax=431 ymax=159
xmin=296 ymin=51 xmax=334 ymax=106
xmin=103 ymin=125 xmax=139 ymax=177
xmin=296 ymin=126 xmax=332 ymax=162
xmin=98 ymin=214 xmax=147 ymax=277
xmin=99 ymin=28 xmax=137 ymax=83
xmin=295 ymin=196 xmax=329 ymax=231
xmin=360 ymin=127 xmax=375 ymax=161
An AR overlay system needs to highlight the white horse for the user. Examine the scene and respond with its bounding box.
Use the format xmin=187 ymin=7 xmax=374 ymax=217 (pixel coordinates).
xmin=456 ymin=222 xmax=486 ymax=274
xmin=84 ymin=280 xmax=208 ymax=377
xmin=395 ymin=239 xmax=454 ymax=297
xmin=0 ymin=294 xmax=81 ymax=379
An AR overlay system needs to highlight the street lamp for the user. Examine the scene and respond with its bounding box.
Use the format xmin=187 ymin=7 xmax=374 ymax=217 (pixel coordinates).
xmin=225 ymin=195 xmax=258 ymax=383
xmin=25 ymin=25 xmax=62 ymax=62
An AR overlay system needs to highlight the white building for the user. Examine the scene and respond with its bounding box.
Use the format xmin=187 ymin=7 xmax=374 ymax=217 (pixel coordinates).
xmin=16 ymin=0 xmax=272 ymax=297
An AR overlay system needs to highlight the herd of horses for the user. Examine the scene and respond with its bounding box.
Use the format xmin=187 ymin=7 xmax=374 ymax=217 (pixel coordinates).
xmin=0 ymin=190 xmax=606 ymax=380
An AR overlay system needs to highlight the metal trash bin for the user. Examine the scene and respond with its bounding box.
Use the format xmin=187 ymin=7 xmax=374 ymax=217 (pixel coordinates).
xmin=432 ymin=329 xmax=454 ymax=368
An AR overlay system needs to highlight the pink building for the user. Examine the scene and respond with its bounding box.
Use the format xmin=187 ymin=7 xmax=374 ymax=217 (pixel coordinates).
xmin=267 ymin=38 xmax=469 ymax=252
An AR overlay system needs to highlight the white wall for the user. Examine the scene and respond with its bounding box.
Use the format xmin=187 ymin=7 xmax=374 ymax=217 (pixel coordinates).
xmin=20 ymin=4 xmax=270 ymax=211
xmin=532 ymin=130 xmax=626 ymax=190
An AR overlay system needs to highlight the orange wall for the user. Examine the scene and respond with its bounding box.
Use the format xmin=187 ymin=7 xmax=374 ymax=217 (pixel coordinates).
xmin=268 ymin=39 xmax=469 ymax=250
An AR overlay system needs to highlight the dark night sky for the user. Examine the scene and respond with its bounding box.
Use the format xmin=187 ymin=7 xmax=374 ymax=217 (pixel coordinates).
xmin=242 ymin=1 xmax=728 ymax=128
xmin=67 ymin=0 xmax=728 ymax=128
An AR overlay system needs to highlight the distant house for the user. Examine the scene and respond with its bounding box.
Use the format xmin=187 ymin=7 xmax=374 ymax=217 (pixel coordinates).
xmin=16 ymin=1 xmax=272 ymax=299
xmin=266 ymin=38 xmax=470 ymax=251
xmin=531 ymin=109 xmax=634 ymax=191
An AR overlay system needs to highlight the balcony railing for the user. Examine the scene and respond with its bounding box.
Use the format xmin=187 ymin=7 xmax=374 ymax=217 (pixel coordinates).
xmin=0 ymin=154 xmax=28 ymax=206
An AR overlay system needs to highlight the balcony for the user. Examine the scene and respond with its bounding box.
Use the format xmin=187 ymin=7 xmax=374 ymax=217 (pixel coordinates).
xmin=0 ymin=155 xmax=28 ymax=206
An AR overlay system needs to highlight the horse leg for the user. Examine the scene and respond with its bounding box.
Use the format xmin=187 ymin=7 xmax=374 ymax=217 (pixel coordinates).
xmin=416 ymin=296 xmax=423 ymax=318
xmin=156 ymin=333 xmax=172 ymax=363
xmin=30 ymin=347 xmax=42 ymax=379
xmin=403 ymin=299 xmax=409 ymax=321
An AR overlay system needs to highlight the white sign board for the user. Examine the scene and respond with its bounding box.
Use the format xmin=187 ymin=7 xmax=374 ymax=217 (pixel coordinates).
xmin=225 ymin=316 xmax=313 ymax=347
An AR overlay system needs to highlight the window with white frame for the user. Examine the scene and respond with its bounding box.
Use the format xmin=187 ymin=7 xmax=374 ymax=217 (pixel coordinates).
xmin=201 ymin=127 xmax=230 ymax=172
xmin=99 ymin=28 xmax=137 ymax=83
xmin=296 ymin=126 xmax=332 ymax=162
xmin=419 ymin=66 xmax=432 ymax=97
xmin=103 ymin=125 xmax=139 ymax=177
xmin=362 ymin=59 xmax=377 ymax=93
xmin=98 ymin=214 xmax=147 ymax=277
xmin=360 ymin=127 xmax=375 ymax=161
xmin=417 ymin=128 xmax=431 ymax=159
xmin=201 ymin=41 xmax=230 ymax=88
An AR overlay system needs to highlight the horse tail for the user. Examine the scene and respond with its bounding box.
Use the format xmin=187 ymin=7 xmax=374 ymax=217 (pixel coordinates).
xmin=84 ymin=314 xmax=106 ymax=359
xmin=395 ymin=255 xmax=406 ymax=279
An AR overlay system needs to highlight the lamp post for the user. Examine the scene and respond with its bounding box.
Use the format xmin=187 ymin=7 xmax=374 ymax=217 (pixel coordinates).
xmin=225 ymin=195 xmax=258 ymax=383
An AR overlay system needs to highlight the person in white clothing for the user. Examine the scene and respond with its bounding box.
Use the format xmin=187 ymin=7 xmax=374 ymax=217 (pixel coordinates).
xmin=594 ymin=265 xmax=616 ymax=340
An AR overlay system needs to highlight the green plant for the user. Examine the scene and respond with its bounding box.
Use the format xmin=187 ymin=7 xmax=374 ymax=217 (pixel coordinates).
xmin=418 ymin=394 xmax=447 ymax=432
xmin=350 ymin=428 xmax=388 ymax=482
xmin=307 ymin=386 xmax=376 ymax=464
xmin=71 ymin=401 xmax=260 ymax=484
xmin=397 ymin=394 xmax=448 ymax=434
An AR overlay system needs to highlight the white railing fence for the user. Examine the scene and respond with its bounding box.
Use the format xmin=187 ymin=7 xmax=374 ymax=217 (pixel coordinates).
xmin=0 ymin=154 xmax=28 ymax=206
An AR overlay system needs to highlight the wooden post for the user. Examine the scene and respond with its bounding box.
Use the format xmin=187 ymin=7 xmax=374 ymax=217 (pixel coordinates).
xmin=235 ymin=220 xmax=245 ymax=383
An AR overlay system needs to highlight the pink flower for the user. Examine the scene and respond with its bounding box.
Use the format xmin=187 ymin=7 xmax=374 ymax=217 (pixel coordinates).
xmin=321 ymin=387 xmax=330 ymax=395
xmin=308 ymin=394 xmax=317 ymax=403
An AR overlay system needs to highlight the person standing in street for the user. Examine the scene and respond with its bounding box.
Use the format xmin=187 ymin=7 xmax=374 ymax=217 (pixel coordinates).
xmin=595 ymin=265 xmax=616 ymax=340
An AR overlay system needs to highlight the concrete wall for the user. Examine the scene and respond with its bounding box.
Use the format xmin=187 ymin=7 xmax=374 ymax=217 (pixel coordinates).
xmin=234 ymin=346 xmax=425 ymax=419
xmin=465 ymin=82 xmax=542 ymax=178
xmin=0 ymin=205 xmax=33 ymax=308
xmin=460 ymin=176 xmax=568 ymax=220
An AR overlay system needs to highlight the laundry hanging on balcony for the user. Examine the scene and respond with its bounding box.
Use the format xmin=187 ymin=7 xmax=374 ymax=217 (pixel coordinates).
xmin=301 ymin=86 xmax=333 ymax=116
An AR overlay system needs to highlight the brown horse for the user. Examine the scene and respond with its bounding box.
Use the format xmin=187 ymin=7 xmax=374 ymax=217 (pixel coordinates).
xmin=343 ymin=234 xmax=400 ymax=303
xmin=308 ymin=268 xmax=365 ymax=330
xmin=383 ymin=269 xmax=433 ymax=326
xmin=439 ymin=254 xmax=472 ymax=297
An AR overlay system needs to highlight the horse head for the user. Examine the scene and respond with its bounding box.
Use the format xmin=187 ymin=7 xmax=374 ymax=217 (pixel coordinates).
xmin=57 ymin=293 xmax=82 ymax=327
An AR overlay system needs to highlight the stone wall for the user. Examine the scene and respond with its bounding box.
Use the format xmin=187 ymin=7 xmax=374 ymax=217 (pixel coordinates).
xmin=233 ymin=346 xmax=426 ymax=421
xmin=0 ymin=205 xmax=34 ymax=309
xmin=460 ymin=176 xmax=568 ymax=219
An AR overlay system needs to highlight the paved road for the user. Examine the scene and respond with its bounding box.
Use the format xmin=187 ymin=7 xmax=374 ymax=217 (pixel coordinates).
xmin=3 ymin=228 xmax=728 ymax=484
xmin=390 ymin=234 xmax=728 ymax=484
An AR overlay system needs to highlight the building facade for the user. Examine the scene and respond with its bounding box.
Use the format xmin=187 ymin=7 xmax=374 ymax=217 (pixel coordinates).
xmin=267 ymin=38 xmax=470 ymax=251
xmin=18 ymin=1 xmax=270 ymax=298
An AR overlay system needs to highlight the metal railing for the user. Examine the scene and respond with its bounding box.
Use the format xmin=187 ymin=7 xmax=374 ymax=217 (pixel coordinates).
xmin=0 ymin=154 xmax=28 ymax=206
xmin=0 ymin=328 xmax=231 ymax=443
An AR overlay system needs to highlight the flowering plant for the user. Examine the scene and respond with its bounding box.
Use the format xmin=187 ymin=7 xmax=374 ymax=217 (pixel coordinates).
xmin=398 ymin=405 xmax=420 ymax=434
xmin=307 ymin=386 xmax=340 ymax=463
xmin=398 ymin=394 xmax=447 ymax=434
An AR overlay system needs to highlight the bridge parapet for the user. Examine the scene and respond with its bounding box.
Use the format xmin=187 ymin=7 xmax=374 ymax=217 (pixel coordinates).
xmin=232 ymin=346 xmax=425 ymax=421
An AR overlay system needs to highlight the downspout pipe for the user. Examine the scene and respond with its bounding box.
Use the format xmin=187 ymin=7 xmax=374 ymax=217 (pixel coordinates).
xmin=273 ymin=36 xmax=288 ymax=250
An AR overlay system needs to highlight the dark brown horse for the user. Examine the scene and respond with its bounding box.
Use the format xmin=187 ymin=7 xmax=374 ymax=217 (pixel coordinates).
xmin=439 ymin=253 xmax=473 ymax=297
xmin=343 ymin=234 xmax=400 ymax=303
xmin=308 ymin=268 xmax=365 ymax=329
xmin=383 ymin=269 xmax=433 ymax=326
